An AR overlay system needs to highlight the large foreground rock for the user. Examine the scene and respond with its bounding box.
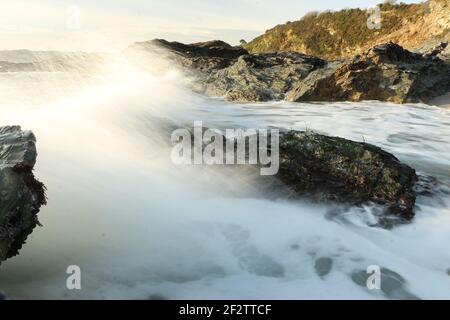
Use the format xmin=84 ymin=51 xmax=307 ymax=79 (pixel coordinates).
xmin=139 ymin=39 xmax=450 ymax=104
xmin=180 ymin=123 xmax=418 ymax=223
xmin=276 ymin=131 xmax=417 ymax=221
xmin=0 ymin=126 xmax=46 ymax=263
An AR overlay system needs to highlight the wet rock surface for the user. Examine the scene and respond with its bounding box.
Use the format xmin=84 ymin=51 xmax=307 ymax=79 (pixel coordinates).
xmin=173 ymin=122 xmax=418 ymax=223
xmin=140 ymin=39 xmax=450 ymax=104
xmin=314 ymin=257 xmax=333 ymax=278
xmin=276 ymin=131 xmax=417 ymax=221
xmin=0 ymin=126 xmax=46 ymax=264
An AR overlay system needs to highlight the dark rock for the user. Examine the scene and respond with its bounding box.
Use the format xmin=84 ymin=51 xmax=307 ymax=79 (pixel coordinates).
xmin=152 ymin=39 xmax=248 ymax=60
xmin=288 ymin=42 xmax=450 ymax=104
xmin=0 ymin=126 xmax=46 ymax=263
xmin=128 ymin=39 xmax=248 ymax=72
xmin=276 ymin=131 xmax=417 ymax=221
xmin=314 ymin=257 xmax=333 ymax=278
xmin=182 ymin=124 xmax=418 ymax=222
xmin=129 ymin=39 xmax=326 ymax=102
xmin=201 ymin=52 xmax=326 ymax=102
xmin=144 ymin=39 xmax=450 ymax=104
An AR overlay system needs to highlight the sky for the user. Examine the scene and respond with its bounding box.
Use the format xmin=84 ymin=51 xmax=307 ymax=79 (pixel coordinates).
xmin=0 ymin=0 xmax=422 ymax=51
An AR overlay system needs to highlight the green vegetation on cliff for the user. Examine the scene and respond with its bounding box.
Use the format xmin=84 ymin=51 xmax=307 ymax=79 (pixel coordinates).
xmin=245 ymin=0 xmax=450 ymax=60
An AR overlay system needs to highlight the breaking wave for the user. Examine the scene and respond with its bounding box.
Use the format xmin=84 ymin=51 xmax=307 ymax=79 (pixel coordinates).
xmin=0 ymin=52 xmax=449 ymax=299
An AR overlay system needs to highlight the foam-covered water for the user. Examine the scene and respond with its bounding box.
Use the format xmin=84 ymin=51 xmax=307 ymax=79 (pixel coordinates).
xmin=0 ymin=53 xmax=449 ymax=299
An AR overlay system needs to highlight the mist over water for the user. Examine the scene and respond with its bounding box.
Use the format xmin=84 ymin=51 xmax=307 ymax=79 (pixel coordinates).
xmin=0 ymin=52 xmax=449 ymax=299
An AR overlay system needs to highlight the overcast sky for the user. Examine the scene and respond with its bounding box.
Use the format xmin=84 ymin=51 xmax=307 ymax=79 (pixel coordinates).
xmin=0 ymin=0 xmax=422 ymax=51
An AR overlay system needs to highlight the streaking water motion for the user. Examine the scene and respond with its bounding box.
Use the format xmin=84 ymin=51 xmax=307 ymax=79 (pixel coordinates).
xmin=0 ymin=51 xmax=449 ymax=299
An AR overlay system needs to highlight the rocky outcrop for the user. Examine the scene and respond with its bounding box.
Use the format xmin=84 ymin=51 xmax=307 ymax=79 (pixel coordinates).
xmin=418 ymin=40 xmax=450 ymax=62
xmin=128 ymin=39 xmax=248 ymax=72
xmin=287 ymin=42 xmax=450 ymax=103
xmin=0 ymin=126 xmax=46 ymax=264
xmin=200 ymin=52 xmax=326 ymax=102
xmin=141 ymin=39 xmax=326 ymax=102
xmin=143 ymin=39 xmax=450 ymax=104
xmin=179 ymin=122 xmax=418 ymax=223
xmin=276 ymin=131 xmax=417 ymax=222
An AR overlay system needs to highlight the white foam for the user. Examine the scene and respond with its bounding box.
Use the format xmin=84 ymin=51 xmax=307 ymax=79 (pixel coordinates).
xmin=0 ymin=53 xmax=449 ymax=299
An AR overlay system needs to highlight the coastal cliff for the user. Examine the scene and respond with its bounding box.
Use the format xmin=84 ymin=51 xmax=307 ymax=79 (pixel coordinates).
xmin=245 ymin=0 xmax=450 ymax=60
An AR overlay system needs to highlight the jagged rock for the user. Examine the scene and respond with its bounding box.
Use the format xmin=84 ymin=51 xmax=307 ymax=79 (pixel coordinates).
xmin=141 ymin=39 xmax=450 ymax=104
xmin=287 ymin=42 xmax=450 ymax=104
xmin=276 ymin=131 xmax=417 ymax=221
xmin=284 ymin=61 xmax=342 ymax=101
xmin=0 ymin=126 xmax=46 ymax=263
xmin=129 ymin=39 xmax=326 ymax=102
xmin=200 ymin=52 xmax=326 ymax=102
xmin=418 ymin=41 xmax=450 ymax=62
xmin=129 ymin=39 xmax=248 ymax=72
xmin=179 ymin=122 xmax=418 ymax=222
